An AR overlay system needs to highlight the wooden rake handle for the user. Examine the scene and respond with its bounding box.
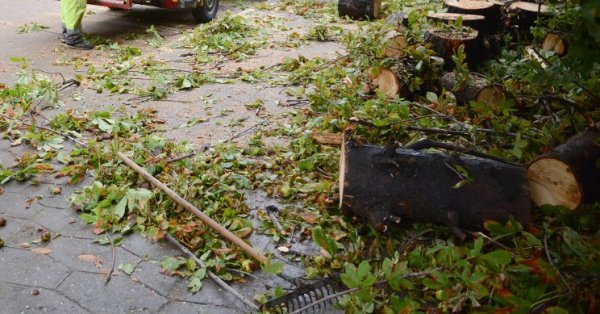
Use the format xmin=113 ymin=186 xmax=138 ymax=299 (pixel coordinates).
xmin=117 ymin=151 xmax=268 ymax=265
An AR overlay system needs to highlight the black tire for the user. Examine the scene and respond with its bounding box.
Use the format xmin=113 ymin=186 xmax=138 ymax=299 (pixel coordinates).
xmin=191 ymin=0 xmax=219 ymax=23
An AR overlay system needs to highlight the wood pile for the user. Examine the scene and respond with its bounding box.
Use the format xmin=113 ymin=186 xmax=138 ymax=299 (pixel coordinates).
xmin=336 ymin=0 xmax=598 ymax=234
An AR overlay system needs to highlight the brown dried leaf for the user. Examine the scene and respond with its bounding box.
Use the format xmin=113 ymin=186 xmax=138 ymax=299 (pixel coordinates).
xmin=31 ymin=247 xmax=53 ymax=254
xmin=300 ymin=211 xmax=318 ymax=224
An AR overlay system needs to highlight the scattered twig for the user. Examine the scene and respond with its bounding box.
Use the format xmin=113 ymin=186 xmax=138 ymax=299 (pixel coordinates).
xmin=105 ymin=233 xmax=116 ymax=284
xmin=476 ymin=231 xmax=514 ymax=252
xmin=166 ymin=121 xmax=267 ymax=163
xmin=0 ymin=113 xmax=86 ymax=146
xmin=164 ymin=234 xmax=259 ymax=311
xmin=266 ymin=206 xmax=286 ymax=236
xmin=544 ymin=233 xmax=571 ymax=292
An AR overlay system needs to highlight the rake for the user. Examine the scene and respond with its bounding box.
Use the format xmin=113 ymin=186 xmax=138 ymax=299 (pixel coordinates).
xmin=263 ymin=274 xmax=346 ymax=313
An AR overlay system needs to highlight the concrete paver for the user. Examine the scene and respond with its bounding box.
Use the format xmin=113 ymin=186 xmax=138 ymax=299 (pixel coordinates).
xmin=0 ymin=247 xmax=72 ymax=289
xmin=0 ymin=281 xmax=88 ymax=314
xmin=57 ymin=271 xmax=168 ymax=313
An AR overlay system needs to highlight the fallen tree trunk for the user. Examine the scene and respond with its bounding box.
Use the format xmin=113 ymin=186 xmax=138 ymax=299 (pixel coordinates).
xmin=339 ymin=139 xmax=531 ymax=233
xmin=440 ymin=72 xmax=505 ymax=105
xmin=338 ymin=0 xmax=381 ymax=20
xmin=527 ymin=128 xmax=600 ymax=209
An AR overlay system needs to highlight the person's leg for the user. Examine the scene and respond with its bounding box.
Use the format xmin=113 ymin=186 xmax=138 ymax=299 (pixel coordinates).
xmin=60 ymin=0 xmax=92 ymax=49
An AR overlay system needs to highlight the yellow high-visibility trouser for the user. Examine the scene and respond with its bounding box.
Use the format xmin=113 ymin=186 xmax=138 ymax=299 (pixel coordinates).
xmin=61 ymin=0 xmax=87 ymax=31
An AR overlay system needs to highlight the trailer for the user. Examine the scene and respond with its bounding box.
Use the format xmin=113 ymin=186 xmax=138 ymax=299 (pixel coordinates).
xmin=87 ymin=0 xmax=218 ymax=23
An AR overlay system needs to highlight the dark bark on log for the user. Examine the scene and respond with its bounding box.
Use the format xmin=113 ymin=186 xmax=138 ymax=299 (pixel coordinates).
xmin=338 ymin=0 xmax=381 ymax=20
xmin=527 ymin=128 xmax=600 ymax=209
xmin=440 ymin=72 xmax=505 ymax=106
xmin=424 ymin=28 xmax=480 ymax=69
xmin=339 ymin=139 xmax=531 ymax=232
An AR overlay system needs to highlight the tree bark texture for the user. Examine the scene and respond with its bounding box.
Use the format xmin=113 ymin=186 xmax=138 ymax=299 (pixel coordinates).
xmin=527 ymin=128 xmax=600 ymax=209
xmin=339 ymin=140 xmax=531 ymax=232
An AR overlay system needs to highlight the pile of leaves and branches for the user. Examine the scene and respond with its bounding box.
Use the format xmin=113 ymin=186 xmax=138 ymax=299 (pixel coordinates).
xmin=1 ymin=0 xmax=599 ymax=313
xmin=252 ymin=0 xmax=600 ymax=313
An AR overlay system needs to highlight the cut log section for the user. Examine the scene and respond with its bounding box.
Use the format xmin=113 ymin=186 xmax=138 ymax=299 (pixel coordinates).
xmin=427 ymin=13 xmax=486 ymax=31
xmin=506 ymin=2 xmax=551 ymax=32
xmin=424 ymin=27 xmax=480 ymax=69
xmin=339 ymin=139 xmax=531 ymax=231
xmin=440 ymin=72 xmax=505 ymax=105
xmin=527 ymin=128 xmax=600 ymax=209
xmin=367 ymin=67 xmax=401 ymax=98
xmin=542 ymin=32 xmax=568 ymax=57
xmin=338 ymin=0 xmax=381 ymax=20
xmin=382 ymin=30 xmax=409 ymax=58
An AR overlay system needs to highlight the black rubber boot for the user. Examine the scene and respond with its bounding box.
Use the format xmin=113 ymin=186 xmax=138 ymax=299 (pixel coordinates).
xmin=63 ymin=29 xmax=93 ymax=50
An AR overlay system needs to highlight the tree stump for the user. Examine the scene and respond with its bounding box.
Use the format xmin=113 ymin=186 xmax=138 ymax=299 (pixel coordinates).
xmin=527 ymin=128 xmax=600 ymax=209
xmin=338 ymin=0 xmax=381 ymax=20
xmin=542 ymin=32 xmax=568 ymax=57
xmin=424 ymin=27 xmax=480 ymax=69
xmin=505 ymin=1 xmax=551 ymax=34
xmin=339 ymin=138 xmax=531 ymax=232
xmin=440 ymin=72 xmax=505 ymax=106
xmin=427 ymin=13 xmax=486 ymax=32
xmin=443 ymin=0 xmax=501 ymax=33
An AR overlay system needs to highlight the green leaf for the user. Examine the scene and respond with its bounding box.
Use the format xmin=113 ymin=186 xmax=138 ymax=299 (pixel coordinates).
xmin=113 ymin=197 xmax=127 ymax=219
xmin=261 ymin=259 xmax=284 ymax=275
xmin=80 ymin=213 xmax=98 ymax=224
xmin=481 ymin=250 xmax=512 ymax=271
xmin=298 ymin=157 xmax=315 ymax=171
xmin=161 ymin=256 xmax=187 ymax=271
xmin=426 ymin=91 xmax=438 ymax=103
xmin=470 ymin=237 xmax=483 ymax=257
xmin=118 ymin=263 xmax=136 ymax=275
xmin=311 ymin=226 xmax=338 ymax=257
xmin=188 ymin=268 xmax=207 ymax=293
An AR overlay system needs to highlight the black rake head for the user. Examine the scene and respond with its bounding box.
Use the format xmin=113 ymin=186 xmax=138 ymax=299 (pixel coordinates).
xmin=263 ymin=275 xmax=345 ymax=313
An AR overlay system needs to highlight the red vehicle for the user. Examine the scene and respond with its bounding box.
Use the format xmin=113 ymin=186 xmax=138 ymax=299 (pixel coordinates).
xmin=87 ymin=0 xmax=218 ymax=23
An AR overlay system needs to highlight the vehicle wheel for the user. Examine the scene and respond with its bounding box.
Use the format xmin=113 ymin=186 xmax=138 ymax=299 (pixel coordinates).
xmin=191 ymin=0 xmax=219 ymax=23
